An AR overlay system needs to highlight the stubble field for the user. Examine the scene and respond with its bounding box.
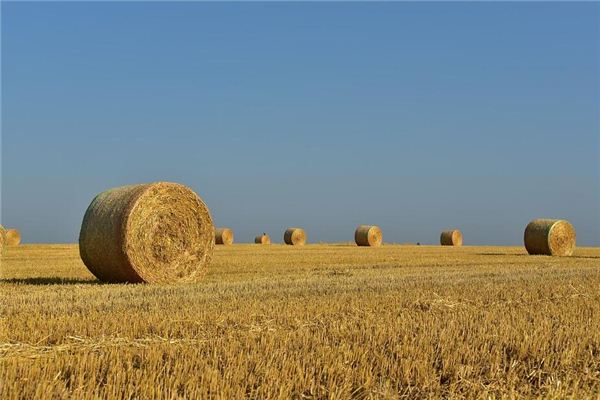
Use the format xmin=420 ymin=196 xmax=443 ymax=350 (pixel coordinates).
xmin=1 ymin=244 xmax=599 ymax=399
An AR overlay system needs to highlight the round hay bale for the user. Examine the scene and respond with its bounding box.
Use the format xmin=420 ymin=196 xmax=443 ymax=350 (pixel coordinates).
xmin=254 ymin=233 xmax=271 ymax=245
xmin=284 ymin=227 xmax=306 ymax=246
xmin=440 ymin=230 xmax=463 ymax=246
xmin=79 ymin=182 xmax=215 ymax=283
xmin=215 ymin=228 xmax=234 ymax=245
xmin=355 ymin=225 xmax=382 ymax=247
xmin=5 ymin=229 xmax=21 ymax=246
xmin=0 ymin=225 xmax=6 ymax=259
xmin=524 ymin=219 xmax=576 ymax=256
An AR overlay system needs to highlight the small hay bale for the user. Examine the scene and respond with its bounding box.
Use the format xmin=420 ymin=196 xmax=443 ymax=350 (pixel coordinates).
xmin=215 ymin=228 xmax=234 ymax=245
xmin=440 ymin=230 xmax=463 ymax=246
xmin=255 ymin=233 xmax=271 ymax=245
xmin=284 ymin=227 xmax=306 ymax=246
xmin=5 ymin=229 xmax=21 ymax=246
xmin=524 ymin=219 xmax=576 ymax=256
xmin=79 ymin=182 xmax=215 ymax=283
xmin=355 ymin=225 xmax=382 ymax=247
xmin=0 ymin=225 xmax=6 ymax=259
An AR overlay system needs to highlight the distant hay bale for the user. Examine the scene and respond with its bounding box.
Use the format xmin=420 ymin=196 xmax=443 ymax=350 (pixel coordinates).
xmin=5 ymin=229 xmax=21 ymax=246
xmin=79 ymin=182 xmax=215 ymax=283
xmin=215 ymin=228 xmax=234 ymax=245
xmin=355 ymin=225 xmax=382 ymax=247
xmin=0 ymin=225 xmax=6 ymax=258
xmin=284 ymin=227 xmax=306 ymax=246
xmin=524 ymin=219 xmax=576 ymax=256
xmin=255 ymin=233 xmax=271 ymax=245
xmin=440 ymin=230 xmax=463 ymax=246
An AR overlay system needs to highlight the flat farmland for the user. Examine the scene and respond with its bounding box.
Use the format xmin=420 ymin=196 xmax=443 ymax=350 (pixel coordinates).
xmin=1 ymin=244 xmax=599 ymax=399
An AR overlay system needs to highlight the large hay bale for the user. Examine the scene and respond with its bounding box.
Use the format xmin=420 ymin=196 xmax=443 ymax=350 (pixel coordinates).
xmin=284 ymin=227 xmax=306 ymax=246
xmin=5 ymin=229 xmax=21 ymax=246
xmin=215 ymin=228 xmax=234 ymax=245
xmin=524 ymin=219 xmax=576 ymax=256
xmin=79 ymin=182 xmax=215 ymax=283
xmin=440 ymin=230 xmax=463 ymax=246
xmin=355 ymin=225 xmax=382 ymax=247
xmin=255 ymin=233 xmax=271 ymax=245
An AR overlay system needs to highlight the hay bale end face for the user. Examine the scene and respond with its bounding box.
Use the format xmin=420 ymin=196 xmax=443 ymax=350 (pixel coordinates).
xmin=5 ymin=229 xmax=21 ymax=246
xmin=255 ymin=233 xmax=271 ymax=245
xmin=284 ymin=228 xmax=306 ymax=246
xmin=79 ymin=182 xmax=215 ymax=283
xmin=355 ymin=225 xmax=382 ymax=247
xmin=440 ymin=230 xmax=463 ymax=246
xmin=215 ymin=228 xmax=234 ymax=245
xmin=524 ymin=219 xmax=576 ymax=256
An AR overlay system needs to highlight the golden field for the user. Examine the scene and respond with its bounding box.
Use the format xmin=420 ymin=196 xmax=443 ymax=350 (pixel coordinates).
xmin=1 ymin=244 xmax=599 ymax=399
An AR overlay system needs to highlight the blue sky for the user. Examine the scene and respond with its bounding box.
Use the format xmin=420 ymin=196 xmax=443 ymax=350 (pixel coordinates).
xmin=2 ymin=2 xmax=599 ymax=245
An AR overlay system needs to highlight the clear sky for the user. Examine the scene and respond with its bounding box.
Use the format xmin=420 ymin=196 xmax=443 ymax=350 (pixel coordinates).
xmin=2 ymin=2 xmax=599 ymax=245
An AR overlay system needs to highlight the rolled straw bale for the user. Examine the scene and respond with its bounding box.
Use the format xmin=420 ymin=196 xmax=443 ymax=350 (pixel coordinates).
xmin=5 ymin=229 xmax=21 ymax=246
xmin=440 ymin=230 xmax=463 ymax=246
xmin=255 ymin=233 xmax=271 ymax=245
xmin=524 ymin=219 xmax=575 ymax=256
xmin=79 ymin=182 xmax=214 ymax=283
xmin=0 ymin=225 xmax=6 ymax=259
xmin=284 ymin=227 xmax=306 ymax=246
xmin=355 ymin=225 xmax=382 ymax=247
xmin=215 ymin=228 xmax=234 ymax=245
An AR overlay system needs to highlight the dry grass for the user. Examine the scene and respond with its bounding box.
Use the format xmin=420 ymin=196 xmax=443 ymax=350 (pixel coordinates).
xmin=1 ymin=244 xmax=600 ymax=399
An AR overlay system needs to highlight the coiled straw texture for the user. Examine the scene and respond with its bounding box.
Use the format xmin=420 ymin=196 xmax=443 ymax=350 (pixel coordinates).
xmin=215 ymin=228 xmax=234 ymax=245
xmin=79 ymin=182 xmax=215 ymax=283
xmin=284 ymin=228 xmax=306 ymax=246
xmin=524 ymin=219 xmax=575 ymax=256
xmin=355 ymin=225 xmax=382 ymax=247
xmin=440 ymin=230 xmax=463 ymax=246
